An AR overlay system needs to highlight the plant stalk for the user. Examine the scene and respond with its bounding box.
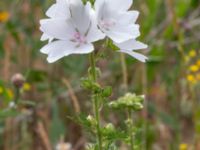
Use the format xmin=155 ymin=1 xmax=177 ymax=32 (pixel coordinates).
xmin=14 ymin=87 xmax=20 ymax=104
xmin=128 ymin=109 xmax=134 ymax=150
xmin=89 ymin=52 xmax=103 ymax=150
xmin=120 ymin=53 xmax=128 ymax=90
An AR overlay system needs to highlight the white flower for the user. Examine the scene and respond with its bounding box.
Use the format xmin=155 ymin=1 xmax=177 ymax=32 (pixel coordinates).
xmin=56 ymin=142 xmax=71 ymax=150
xmin=94 ymin=0 xmax=140 ymax=43
xmin=40 ymin=0 xmax=105 ymax=63
xmin=40 ymin=0 xmax=148 ymax=63
xmin=94 ymin=0 xmax=148 ymax=62
xmin=9 ymin=101 xmax=16 ymax=109
xmin=115 ymin=39 xmax=148 ymax=62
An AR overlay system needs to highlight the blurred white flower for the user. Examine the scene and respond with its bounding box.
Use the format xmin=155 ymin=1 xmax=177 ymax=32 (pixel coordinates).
xmin=40 ymin=0 xmax=105 ymax=63
xmin=9 ymin=101 xmax=16 ymax=109
xmin=115 ymin=39 xmax=148 ymax=62
xmin=56 ymin=142 xmax=71 ymax=150
xmin=95 ymin=0 xmax=140 ymax=43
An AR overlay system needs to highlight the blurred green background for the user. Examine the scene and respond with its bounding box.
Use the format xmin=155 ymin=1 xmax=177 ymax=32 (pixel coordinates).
xmin=0 ymin=0 xmax=200 ymax=149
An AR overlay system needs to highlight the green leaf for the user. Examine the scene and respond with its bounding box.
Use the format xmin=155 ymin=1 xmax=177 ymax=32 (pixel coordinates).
xmin=106 ymin=39 xmax=120 ymax=51
xmin=101 ymin=86 xmax=112 ymax=98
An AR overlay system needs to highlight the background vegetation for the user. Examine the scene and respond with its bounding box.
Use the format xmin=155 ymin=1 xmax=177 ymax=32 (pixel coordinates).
xmin=0 ymin=0 xmax=200 ymax=149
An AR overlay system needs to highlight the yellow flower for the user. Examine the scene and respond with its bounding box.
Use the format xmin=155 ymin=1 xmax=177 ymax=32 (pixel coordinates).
xmin=187 ymin=74 xmax=196 ymax=84
xmin=197 ymin=60 xmax=200 ymax=66
xmin=6 ymin=89 xmax=14 ymax=100
xmin=179 ymin=143 xmax=188 ymax=150
xmin=22 ymin=83 xmax=31 ymax=91
xmin=0 ymin=11 xmax=9 ymax=22
xmin=189 ymin=65 xmax=199 ymax=72
xmin=188 ymin=50 xmax=196 ymax=57
xmin=0 ymin=87 xmax=3 ymax=94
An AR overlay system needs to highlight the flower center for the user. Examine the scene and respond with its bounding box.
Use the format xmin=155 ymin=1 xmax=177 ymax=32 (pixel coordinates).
xmin=99 ymin=19 xmax=115 ymax=31
xmin=71 ymin=31 xmax=87 ymax=46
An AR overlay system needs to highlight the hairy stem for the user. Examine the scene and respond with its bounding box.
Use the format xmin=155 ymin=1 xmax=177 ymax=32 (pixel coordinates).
xmin=128 ymin=109 xmax=134 ymax=150
xmin=89 ymin=52 xmax=102 ymax=150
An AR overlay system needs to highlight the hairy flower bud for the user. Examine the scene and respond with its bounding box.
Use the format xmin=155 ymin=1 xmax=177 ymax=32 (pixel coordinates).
xmin=11 ymin=73 xmax=25 ymax=88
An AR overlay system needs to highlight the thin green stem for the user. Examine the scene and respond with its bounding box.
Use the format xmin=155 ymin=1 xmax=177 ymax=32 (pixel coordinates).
xmin=120 ymin=54 xmax=135 ymax=149
xmin=90 ymin=52 xmax=97 ymax=81
xmin=89 ymin=52 xmax=103 ymax=150
xmin=128 ymin=109 xmax=134 ymax=150
xmin=120 ymin=53 xmax=128 ymax=91
xmin=14 ymin=87 xmax=20 ymax=104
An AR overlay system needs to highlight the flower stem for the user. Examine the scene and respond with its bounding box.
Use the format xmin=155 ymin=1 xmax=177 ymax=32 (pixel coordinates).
xmin=128 ymin=109 xmax=134 ymax=150
xmin=89 ymin=52 xmax=103 ymax=150
xmin=120 ymin=54 xmax=135 ymax=149
xmin=120 ymin=53 xmax=128 ymax=91
xmin=14 ymin=87 xmax=20 ymax=104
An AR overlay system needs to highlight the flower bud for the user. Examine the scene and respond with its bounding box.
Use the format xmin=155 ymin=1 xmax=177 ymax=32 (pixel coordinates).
xmin=11 ymin=73 xmax=25 ymax=88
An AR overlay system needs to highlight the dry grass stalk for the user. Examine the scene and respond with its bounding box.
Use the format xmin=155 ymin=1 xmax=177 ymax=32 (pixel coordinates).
xmin=62 ymin=78 xmax=81 ymax=114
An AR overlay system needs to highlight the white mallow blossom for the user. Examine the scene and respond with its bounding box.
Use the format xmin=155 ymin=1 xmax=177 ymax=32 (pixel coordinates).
xmin=94 ymin=0 xmax=140 ymax=43
xmin=94 ymin=0 xmax=148 ymax=62
xmin=115 ymin=39 xmax=148 ymax=62
xmin=39 ymin=0 xmax=148 ymax=63
xmin=40 ymin=0 xmax=105 ymax=63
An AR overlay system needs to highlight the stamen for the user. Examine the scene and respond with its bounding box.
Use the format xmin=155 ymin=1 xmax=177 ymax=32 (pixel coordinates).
xmin=71 ymin=31 xmax=87 ymax=46
xmin=99 ymin=19 xmax=115 ymax=31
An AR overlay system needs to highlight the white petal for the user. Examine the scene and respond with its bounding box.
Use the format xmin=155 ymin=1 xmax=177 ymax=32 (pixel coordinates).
xmin=40 ymin=41 xmax=73 ymax=63
xmin=69 ymin=43 xmax=94 ymax=55
xmin=40 ymin=19 xmax=49 ymax=25
xmin=107 ymin=0 xmax=132 ymax=11
xmin=106 ymin=24 xmax=140 ymax=43
xmin=40 ymin=33 xmax=50 ymax=41
xmin=46 ymin=4 xmax=57 ymax=18
xmin=69 ymin=0 xmax=82 ymax=6
xmin=40 ymin=40 xmax=94 ymax=63
xmin=86 ymin=4 xmax=105 ymax=42
xmin=46 ymin=0 xmax=70 ymax=19
xmin=94 ymin=0 xmax=105 ymax=13
xmin=118 ymin=11 xmax=139 ymax=25
xmin=115 ymin=39 xmax=148 ymax=51
xmin=119 ymin=50 xmax=148 ymax=62
xmin=70 ymin=1 xmax=91 ymax=34
xmin=40 ymin=19 xmax=75 ymax=40
xmin=87 ymin=25 xmax=105 ymax=42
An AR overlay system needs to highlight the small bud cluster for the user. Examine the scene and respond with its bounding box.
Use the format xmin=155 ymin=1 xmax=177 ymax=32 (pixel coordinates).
xmin=109 ymin=93 xmax=144 ymax=111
